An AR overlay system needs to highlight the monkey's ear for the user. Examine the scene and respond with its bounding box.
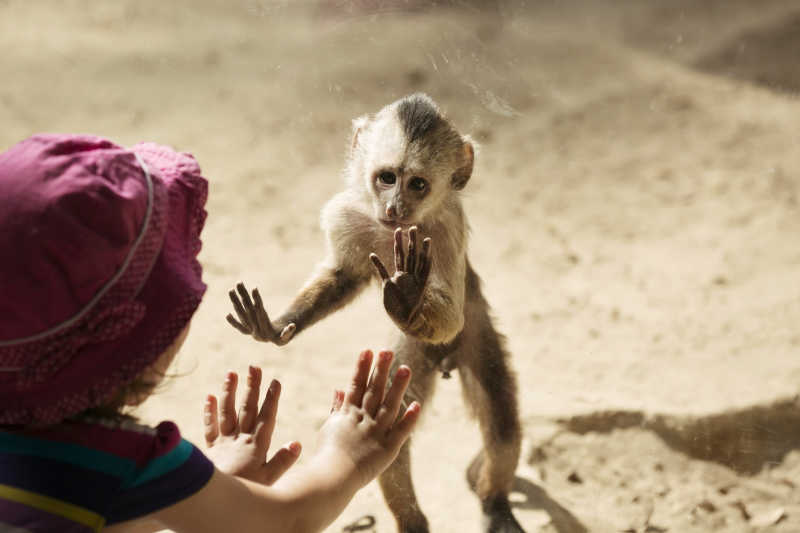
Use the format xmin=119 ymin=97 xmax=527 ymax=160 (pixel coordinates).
xmin=351 ymin=114 xmax=369 ymax=151
xmin=451 ymin=138 xmax=475 ymax=191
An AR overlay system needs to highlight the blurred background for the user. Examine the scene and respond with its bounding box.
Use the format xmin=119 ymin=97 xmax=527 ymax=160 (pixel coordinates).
xmin=2 ymin=1 xmax=799 ymax=531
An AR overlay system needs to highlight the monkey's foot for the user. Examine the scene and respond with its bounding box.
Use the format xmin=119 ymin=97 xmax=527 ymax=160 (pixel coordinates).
xmin=468 ymin=457 xmax=526 ymax=533
xmin=482 ymin=496 xmax=526 ymax=533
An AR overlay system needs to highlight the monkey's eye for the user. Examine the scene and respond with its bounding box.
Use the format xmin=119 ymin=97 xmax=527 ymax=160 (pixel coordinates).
xmin=409 ymin=177 xmax=427 ymax=192
xmin=377 ymin=171 xmax=396 ymax=186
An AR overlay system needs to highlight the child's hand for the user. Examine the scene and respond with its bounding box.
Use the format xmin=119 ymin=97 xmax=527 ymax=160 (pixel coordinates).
xmin=315 ymin=350 xmax=420 ymax=488
xmin=203 ymin=366 xmax=301 ymax=486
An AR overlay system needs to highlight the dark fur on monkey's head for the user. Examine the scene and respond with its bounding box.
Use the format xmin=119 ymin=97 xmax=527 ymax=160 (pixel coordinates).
xmin=348 ymin=93 xmax=475 ymax=228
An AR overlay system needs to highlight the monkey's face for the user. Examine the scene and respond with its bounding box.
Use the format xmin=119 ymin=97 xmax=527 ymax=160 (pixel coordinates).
xmin=370 ymin=164 xmax=436 ymax=228
xmin=354 ymin=104 xmax=474 ymax=229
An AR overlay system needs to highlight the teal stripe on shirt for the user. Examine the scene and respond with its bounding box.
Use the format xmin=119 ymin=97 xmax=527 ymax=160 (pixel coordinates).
xmin=0 ymin=433 xmax=135 ymax=479
xmin=125 ymin=439 xmax=193 ymax=488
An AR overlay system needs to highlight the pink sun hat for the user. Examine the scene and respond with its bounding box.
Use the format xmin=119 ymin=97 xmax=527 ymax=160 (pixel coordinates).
xmin=0 ymin=134 xmax=208 ymax=425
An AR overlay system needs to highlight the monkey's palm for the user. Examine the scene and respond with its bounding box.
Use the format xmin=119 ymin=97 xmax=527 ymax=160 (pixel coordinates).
xmin=226 ymin=282 xmax=296 ymax=345
xmin=370 ymin=226 xmax=432 ymax=328
xmin=382 ymin=272 xmax=426 ymax=326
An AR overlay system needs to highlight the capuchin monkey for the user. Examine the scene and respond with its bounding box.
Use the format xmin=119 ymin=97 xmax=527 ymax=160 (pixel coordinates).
xmin=228 ymin=93 xmax=524 ymax=533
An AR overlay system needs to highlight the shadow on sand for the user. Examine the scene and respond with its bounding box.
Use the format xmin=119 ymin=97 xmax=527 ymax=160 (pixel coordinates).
xmin=557 ymin=396 xmax=800 ymax=475
xmin=510 ymin=475 xmax=588 ymax=533
xmin=693 ymin=12 xmax=800 ymax=94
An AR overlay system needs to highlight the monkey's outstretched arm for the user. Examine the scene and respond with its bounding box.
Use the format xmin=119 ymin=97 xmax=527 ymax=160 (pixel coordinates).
xmin=227 ymin=267 xmax=368 ymax=345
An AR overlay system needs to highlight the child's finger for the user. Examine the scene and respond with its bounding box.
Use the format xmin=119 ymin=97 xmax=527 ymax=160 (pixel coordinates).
xmin=255 ymin=379 xmax=281 ymax=451
xmin=330 ymin=389 xmax=345 ymax=413
xmin=362 ymin=351 xmax=393 ymax=417
xmin=376 ymin=365 xmax=411 ymax=430
xmin=389 ymin=401 xmax=421 ymax=446
xmin=204 ymin=395 xmax=219 ymax=447
xmin=220 ymin=371 xmax=239 ymax=436
xmin=238 ymin=366 xmax=262 ymax=434
xmin=344 ymin=350 xmax=373 ymax=408
xmin=260 ymin=441 xmax=302 ymax=486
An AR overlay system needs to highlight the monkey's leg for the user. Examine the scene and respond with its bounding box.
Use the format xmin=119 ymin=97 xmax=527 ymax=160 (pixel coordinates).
xmin=459 ymin=326 xmax=525 ymax=533
xmin=378 ymin=342 xmax=438 ymax=533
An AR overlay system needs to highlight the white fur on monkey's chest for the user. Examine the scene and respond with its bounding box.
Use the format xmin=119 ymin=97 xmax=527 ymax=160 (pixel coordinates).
xmin=369 ymin=226 xmax=400 ymax=266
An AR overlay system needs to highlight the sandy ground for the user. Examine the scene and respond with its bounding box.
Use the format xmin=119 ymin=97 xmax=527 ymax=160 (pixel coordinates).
xmin=2 ymin=1 xmax=800 ymax=531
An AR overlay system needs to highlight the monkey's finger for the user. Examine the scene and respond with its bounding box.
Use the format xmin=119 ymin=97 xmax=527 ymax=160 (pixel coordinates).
xmin=255 ymin=379 xmax=280 ymax=451
xmin=393 ymin=228 xmax=404 ymax=273
xmin=260 ymin=442 xmax=302 ymax=486
xmin=344 ymin=350 xmax=373 ymax=408
xmin=204 ymin=394 xmax=220 ymax=447
xmin=251 ymin=289 xmax=273 ymax=324
xmin=236 ymin=283 xmax=258 ymax=324
xmin=376 ymin=365 xmax=411 ymax=430
xmin=389 ymin=401 xmax=422 ymax=446
xmin=219 ymin=371 xmax=239 ymax=436
xmin=362 ymin=351 xmax=393 ymax=417
xmin=369 ymin=253 xmax=391 ymax=282
xmin=417 ymin=237 xmax=432 ymax=283
xmin=238 ymin=366 xmax=262 ymax=434
xmin=226 ymin=314 xmax=251 ymax=334
xmin=252 ymin=288 xmax=278 ymax=341
xmin=228 ymin=290 xmax=251 ymax=328
xmin=236 ymin=282 xmax=253 ymax=307
xmin=414 ymin=254 xmax=426 ymax=285
xmin=406 ymin=226 xmax=418 ymax=276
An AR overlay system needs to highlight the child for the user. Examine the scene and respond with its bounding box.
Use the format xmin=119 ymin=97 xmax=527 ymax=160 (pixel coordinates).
xmin=0 ymin=134 xmax=421 ymax=533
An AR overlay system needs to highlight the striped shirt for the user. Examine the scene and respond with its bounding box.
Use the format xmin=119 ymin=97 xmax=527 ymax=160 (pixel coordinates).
xmin=0 ymin=418 xmax=214 ymax=532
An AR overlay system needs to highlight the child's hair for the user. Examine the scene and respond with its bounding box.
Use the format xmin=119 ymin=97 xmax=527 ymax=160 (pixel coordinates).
xmin=80 ymin=376 xmax=163 ymax=422
xmin=0 ymin=135 xmax=208 ymax=427
xmin=77 ymin=323 xmax=192 ymax=422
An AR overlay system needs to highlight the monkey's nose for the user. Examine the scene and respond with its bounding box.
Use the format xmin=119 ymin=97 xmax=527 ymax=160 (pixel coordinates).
xmin=385 ymin=204 xmax=397 ymax=219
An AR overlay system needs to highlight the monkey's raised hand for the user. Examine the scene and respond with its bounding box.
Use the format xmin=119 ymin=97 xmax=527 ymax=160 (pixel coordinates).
xmin=370 ymin=227 xmax=432 ymax=329
xmin=227 ymin=282 xmax=296 ymax=346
